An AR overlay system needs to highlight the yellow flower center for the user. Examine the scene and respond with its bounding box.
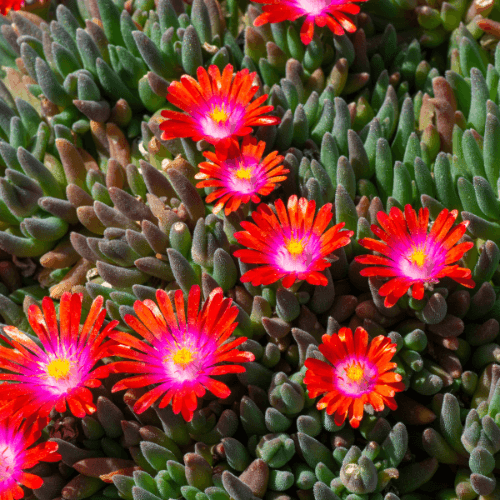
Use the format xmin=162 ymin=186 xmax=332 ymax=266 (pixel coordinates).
xmin=46 ymin=358 xmax=72 ymax=380
xmin=345 ymin=361 xmax=364 ymax=382
xmin=172 ymin=347 xmax=194 ymax=368
xmin=235 ymin=165 xmax=253 ymax=180
xmin=209 ymin=106 xmax=229 ymax=124
xmin=286 ymin=238 xmax=304 ymax=256
xmin=409 ymin=248 xmax=427 ymax=267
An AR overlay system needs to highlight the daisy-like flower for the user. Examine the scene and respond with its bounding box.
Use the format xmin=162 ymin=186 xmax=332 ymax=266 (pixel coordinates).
xmin=159 ymin=64 xmax=280 ymax=145
xmin=355 ymin=205 xmax=475 ymax=308
xmin=0 ymin=293 xmax=118 ymax=419
xmin=108 ymin=286 xmax=255 ymax=422
xmin=233 ymin=195 xmax=353 ymax=288
xmin=304 ymin=327 xmax=404 ymax=428
xmin=0 ymin=0 xmax=23 ymax=15
xmin=195 ymin=137 xmax=288 ymax=215
xmin=252 ymin=0 xmax=368 ymax=44
xmin=0 ymin=417 xmax=60 ymax=500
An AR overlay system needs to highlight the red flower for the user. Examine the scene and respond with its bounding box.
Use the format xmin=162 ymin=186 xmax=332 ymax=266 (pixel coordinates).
xmin=304 ymin=327 xmax=404 ymax=428
xmin=355 ymin=205 xmax=475 ymax=308
xmin=233 ymin=195 xmax=353 ymax=288
xmin=0 ymin=0 xmax=23 ymax=15
xmin=252 ymin=0 xmax=368 ymax=44
xmin=0 ymin=293 xmax=118 ymax=419
xmin=108 ymin=286 xmax=255 ymax=422
xmin=0 ymin=417 xmax=60 ymax=500
xmin=160 ymin=64 xmax=280 ymax=145
xmin=195 ymin=137 xmax=288 ymax=215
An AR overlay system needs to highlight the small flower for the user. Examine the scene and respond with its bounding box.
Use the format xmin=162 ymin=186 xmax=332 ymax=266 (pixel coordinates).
xmin=304 ymin=327 xmax=404 ymax=428
xmin=0 ymin=417 xmax=60 ymax=500
xmin=355 ymin=205 xmax=475 ymax=308
xmin=195 ymin=137 xmax=288 ymax=215
xmin=108 ymin=286 xmax=255 ymax=422
xmin=233 ymin=195 xmax=353 ymax=288
xmin=252 ymin=0 xmax=368 ymax=44
xmin=159 ymin=64 xmax=280 ymax=145
xmin=0 ymin=293 xmax=118 ymax=419
xmin=0 ymin=0 xmax=23 ymax=15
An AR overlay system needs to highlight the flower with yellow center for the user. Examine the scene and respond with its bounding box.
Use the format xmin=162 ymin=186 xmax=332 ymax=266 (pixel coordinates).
xmin=172 ymin=347 xmax=195 ymax=368
xmin=286 ymin=238 xmax=305 ymax=256
xmin=209 ymin=105 xmax=230 ymax=124
xmin=196 ymin=137 xmax=288 ymax=216
xmin=304 ymin=327 xmax=404 ymax=428
xmin=235 ymin=165 xmax=253 ymax=180
xmin=109 ymin=286 xmax=255 ymax=422
xmin=408 ymin=247 xmax=427 ymax=267
xmin=0 ymin=292 xmax=118 ymax=420
xmin=160 ymin=64 xmax=280 ymax=145
xmin=234 ymin=195 xmax=354 ymax=289
xmin=46 ymin=358 xmax=72 ymax=380
xmin=345 ymin=361 xmax=364 ymax=382
xmin=356 ymin=205 xmax=476 ymax=308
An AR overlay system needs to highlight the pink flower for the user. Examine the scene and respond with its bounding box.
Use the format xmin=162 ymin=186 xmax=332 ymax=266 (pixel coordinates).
xmin=195 ymin=137 xmax=288 ymax=215
xmin=0 ymin=417 xmax=60 ymax=500
xmin=160 ymin=64 xmax=280 ymax=145
xmin=355 ymin=205 xmax=475 ymax=307
xmin=108 ymin=286 xmax=255 ymax=422
xmin=234 ymin=195 xmax=353 ymax=288
xmin=304 ymin=327 xmax=404 ymax=428
xmin=252 ymin=0 xmax=368 ymax=44
xmin=0 ymin=293 xmax=118 ymax=419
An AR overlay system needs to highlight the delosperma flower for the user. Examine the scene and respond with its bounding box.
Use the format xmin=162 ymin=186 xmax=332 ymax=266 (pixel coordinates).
xmin=355 ymin=205 xmax=475 ymax=308
xmin=252 ymin=0 xmax=368 ymax=44
xmin=0 ymin=293 xmax=118 ymax=419
xmin=0 ymin=417 xmax=60 ymax=500
xmin=0 ymin=0 xmax=23 ymax=14
xmin=159 ymin=64 xmax=280 ymax=145
xmin=304 ymin=327 xmax=404 ymax=428
xmin=233 ymin=195 xmax=353 ymax=288
xmin=108 ymin=286 xmax=255 ymax=422
xmin=195 ymin=137 xmax=288 ymax=215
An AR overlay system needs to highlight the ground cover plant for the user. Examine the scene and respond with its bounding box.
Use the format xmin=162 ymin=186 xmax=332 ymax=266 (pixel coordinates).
xmin=1 ymin=0 xmax=500 ymax=498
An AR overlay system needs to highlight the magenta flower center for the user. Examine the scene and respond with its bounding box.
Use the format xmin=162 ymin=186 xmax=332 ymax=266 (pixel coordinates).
xmin=0 ymin=442 xmax=18 ymax=481
xmin=37 ymin=350 xmax=88 ymax=395
xmin=161 ymin=332 xmax=217 ymax=384
xmin=222 ymin=156 xmax=267 ymax=195
xmin=334 ymin=357 xmax=378 ymax=396
xmin=297 ymin=0 xmax=333 ymax=15
xmin=164 ymin=348 xmax=201 ymax=382
xmin=394 ymin=241 xmax=446 ymax=281
xmin=195 ymin=99 xmax=246 ymax=140
xmin=273 ymin=233 xmax=322 ymax=273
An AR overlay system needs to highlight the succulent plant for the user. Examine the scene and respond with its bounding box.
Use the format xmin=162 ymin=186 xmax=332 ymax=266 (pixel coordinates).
xmin=2 ymin=0 xmax=500 ymax=499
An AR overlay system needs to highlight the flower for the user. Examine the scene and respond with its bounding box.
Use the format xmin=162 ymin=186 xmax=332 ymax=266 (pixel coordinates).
xmin=233 ymin=195 xmax=353 ymax=288
xmin=159 ymin=64 xmax=280 ymax=145
xmin=355 ymin=205 xmax=475 ymax=308
xmin=195 ymin=137 xmax=288 ymax=215
xmin=0 ymin=0 xmax=23 ymax=15
xmin=304 ymin=327 xmax=404 ymax=428
xmin=108 ymin=286 xmax=255 ymax=422
xmin=0 ymin=417 xmax=60 ymax=500
xmin=0 ymin=293 xmax=118 ymax=419
xmin=252 ymin=0 xmax=368 ymax=44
